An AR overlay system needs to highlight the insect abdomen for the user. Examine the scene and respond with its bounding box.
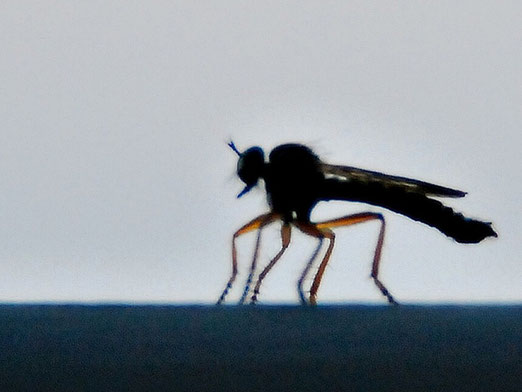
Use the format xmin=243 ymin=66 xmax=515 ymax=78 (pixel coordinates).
xmin=322 ymin=179 xmax=497 ymax=243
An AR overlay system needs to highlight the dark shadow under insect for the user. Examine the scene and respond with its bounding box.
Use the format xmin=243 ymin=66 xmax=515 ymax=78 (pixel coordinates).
xmin=217 ymin=142 xmax=497 ymax=305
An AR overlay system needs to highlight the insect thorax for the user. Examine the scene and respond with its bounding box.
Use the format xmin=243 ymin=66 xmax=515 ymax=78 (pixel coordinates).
xmin=264 ymin=144 xmax=324 ymax=222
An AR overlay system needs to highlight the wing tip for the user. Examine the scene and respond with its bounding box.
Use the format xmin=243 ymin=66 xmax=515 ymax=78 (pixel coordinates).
xmin=454 ymin=190 xmax=467 ymax=198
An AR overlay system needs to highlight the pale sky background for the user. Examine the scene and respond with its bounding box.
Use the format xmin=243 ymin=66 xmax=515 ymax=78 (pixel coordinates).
xmin=0 ymin=2 xmax=520 ymax=304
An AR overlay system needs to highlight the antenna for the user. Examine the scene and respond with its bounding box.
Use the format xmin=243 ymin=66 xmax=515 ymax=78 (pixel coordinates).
xmin=228 ymin=141 xmax=241 ymax=156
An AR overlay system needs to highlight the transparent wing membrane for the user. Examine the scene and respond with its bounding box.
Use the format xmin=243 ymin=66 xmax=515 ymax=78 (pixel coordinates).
xmin=321 ymin=163 xmax=466 ymax=198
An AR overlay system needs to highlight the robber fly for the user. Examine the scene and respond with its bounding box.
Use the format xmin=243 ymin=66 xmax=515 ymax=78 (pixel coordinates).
xmin=217 ymin=142 xmax=497 ymax=305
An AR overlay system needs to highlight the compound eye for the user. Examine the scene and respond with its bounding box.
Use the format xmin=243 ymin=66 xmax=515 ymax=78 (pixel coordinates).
xmin=237 ymin=146 xmax=265 ymax=186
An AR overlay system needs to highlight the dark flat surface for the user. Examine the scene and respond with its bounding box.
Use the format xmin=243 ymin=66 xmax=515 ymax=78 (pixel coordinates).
xmin=0 ymin=304 xmax=520 ymax=391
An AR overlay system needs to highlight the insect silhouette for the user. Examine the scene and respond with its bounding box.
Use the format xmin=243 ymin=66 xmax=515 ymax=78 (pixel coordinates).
xmin=217 ymin=142 xmax=497 ymax=305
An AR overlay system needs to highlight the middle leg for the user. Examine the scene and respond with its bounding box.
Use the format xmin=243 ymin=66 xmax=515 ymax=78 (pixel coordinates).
xmin=295 ymin=222 xmax=334 ymax=305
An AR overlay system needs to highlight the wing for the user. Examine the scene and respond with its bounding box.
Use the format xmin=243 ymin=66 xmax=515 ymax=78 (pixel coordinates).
xmin=320 ymin=163 xmax=466 ymax=198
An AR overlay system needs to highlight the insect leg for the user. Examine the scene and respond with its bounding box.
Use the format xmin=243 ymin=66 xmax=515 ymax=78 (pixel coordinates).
xmin=216 ymin=212 xmax=279 ymax=305
xmin=238 ymin=213 xmax=281 ymax=304
xmin=295 ymin=223 xmax=334 ymax=305
xmin=250 ymin=223 xmax=291 ymax=304
xmin=316 ymin=212 xmax=398 ymax=305
xmin=297 ymin=237 xmax=323 ymax=305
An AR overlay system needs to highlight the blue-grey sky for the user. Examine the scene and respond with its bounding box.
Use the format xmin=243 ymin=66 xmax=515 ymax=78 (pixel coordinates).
xmin=1 ymin=2 xmax=520 ymax=304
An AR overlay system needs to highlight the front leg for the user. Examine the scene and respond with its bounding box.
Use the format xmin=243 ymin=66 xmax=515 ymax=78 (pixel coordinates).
xmin=216 ymin=212 xmax=279 ymax=305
